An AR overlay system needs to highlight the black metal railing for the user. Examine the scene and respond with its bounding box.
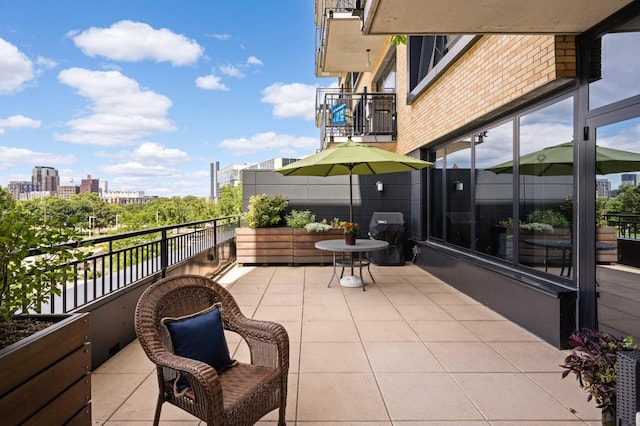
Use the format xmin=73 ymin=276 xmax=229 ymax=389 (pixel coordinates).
xmin=316 ymin=88 xmax=396 ymax=146
xmin=604 ymin=214 xmax=640 ymax=239
xmin=30 ymin=214 xmax=242 ymax=315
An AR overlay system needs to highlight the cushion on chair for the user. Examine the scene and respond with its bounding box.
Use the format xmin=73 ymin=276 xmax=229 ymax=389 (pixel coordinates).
xmin=162 ymin=303 xmax=237 ymax=392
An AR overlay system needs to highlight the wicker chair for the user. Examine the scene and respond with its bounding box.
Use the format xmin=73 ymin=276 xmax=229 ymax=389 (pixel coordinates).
xmin=134 ymin=274 xmax=289 ymax=425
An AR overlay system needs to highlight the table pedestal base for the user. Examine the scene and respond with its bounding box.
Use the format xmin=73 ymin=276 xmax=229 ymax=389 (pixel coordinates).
xmin=340 ymin=275 xmax=362 ymax=287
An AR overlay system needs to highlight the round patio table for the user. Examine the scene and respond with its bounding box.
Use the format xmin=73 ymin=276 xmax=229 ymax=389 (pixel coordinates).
xmin=315 ymin=239 xmax=389 ymax=291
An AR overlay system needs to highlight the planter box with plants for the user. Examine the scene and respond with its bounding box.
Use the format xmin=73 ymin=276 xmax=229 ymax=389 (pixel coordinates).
xmin=236 ymin=194 xmax=346 ymax=265
xmin=0 ymin=187 xmax=91 ymax=424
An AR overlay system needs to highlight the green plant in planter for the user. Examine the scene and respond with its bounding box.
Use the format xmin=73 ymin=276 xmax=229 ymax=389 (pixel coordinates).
xmin=0 ymin=187 xmax=87 ymax=325
xmin=524 ymin=209 xmax=570 ymax=229
xmin=244 ymin=194 xmax=288 ymax=229
xmin=561 ymin=328 xmax=639 ymax=424
xmin=285 ymin=209 xmax=316 ymax=228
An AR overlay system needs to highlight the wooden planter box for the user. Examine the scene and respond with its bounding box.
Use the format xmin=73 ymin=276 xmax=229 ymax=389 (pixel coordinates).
xmin=514 ymin=228 xmax=572 ymax=266
xmin=0 ymin=313 xmax=91 ymax=425
xmin=236 ymin=227 xmax=344 ymax=265
xmin=596 ymin=225 xmax=618 ymax=264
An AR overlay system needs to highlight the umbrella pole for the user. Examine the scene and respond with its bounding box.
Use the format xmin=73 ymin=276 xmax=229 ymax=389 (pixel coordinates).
xmin=349 ymin=171 xmax=353 ymax=223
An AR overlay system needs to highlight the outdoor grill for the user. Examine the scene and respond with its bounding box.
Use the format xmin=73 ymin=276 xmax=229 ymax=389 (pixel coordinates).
xmin=369 ymin=212 xmax=405 ymax=266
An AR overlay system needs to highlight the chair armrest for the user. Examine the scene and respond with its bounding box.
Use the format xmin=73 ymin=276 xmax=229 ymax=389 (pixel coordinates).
xmin=226 ymin=316 xmax=289 ymax=369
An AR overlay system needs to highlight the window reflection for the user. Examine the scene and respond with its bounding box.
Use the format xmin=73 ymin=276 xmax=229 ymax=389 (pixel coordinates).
xmin=590 ymin=33 xmax=640 ymax=109
xmin=475 ymin=122 xmax=514 ymax=259
xmin=445 ymin=141 xmax=472 ymax=249
xmin=431 ymin=150 xmax=444 ymax=240
xmin=518 ymin=98 xmax=574 ymax=276
xmin=595 ymin=116 xmax=640 ymax=341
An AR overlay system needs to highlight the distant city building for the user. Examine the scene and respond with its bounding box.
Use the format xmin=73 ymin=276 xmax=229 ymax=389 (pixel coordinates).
xmin=80 ymin=174 xmax=100 ymax=194
xmin=596 ymin=179 xmax=612 ymax=198
xmin=8 ymin=181 xmax=38 ymax=199
xmin=32 ymin=166 xmax=59 ymax=192
xmin=18 ymin=191 xmax=54 ymax=201
xmin=99 ymin=180 xmax=108 ymax=195
xmin=621 ymin=173 xmax=638 ymax=187
xmin=57 ymin=185 xmax=80 ymax=200
xmin=217 ymin=163 xmax=250 ymax=188
xmin=247 ymin=158 xmax=299 ymax=170
xmin=212 ymin=158 xmax=299 ymax=199
xmin=102 ymin=190 xmax=156 ymax=205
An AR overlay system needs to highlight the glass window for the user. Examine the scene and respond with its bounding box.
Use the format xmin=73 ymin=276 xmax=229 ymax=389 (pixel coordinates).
xmin=445 ymin=140 xmax=472 ymax=249
xmin=430 ymin=149 xmax=444 ymax=240
xmin=475 ymin=122 xmax=514 ymax=259
xmin=518 ymin=97 xmax=574 ymax=276
xmin=594 ymin=116 xmax=640 ymax=341
xmin=590 ymin=32 xmax=640 ymax=109
xmin=408 ymin=35 xmax=459 ymax=92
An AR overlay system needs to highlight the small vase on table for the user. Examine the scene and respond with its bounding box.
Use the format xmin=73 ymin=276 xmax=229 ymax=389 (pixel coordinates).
xmin=345 ymin=232 xmax=356 ymax=245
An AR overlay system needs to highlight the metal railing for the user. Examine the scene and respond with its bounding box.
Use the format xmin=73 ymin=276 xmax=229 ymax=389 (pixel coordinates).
xmin=316 ymin=88 xmax=396 ymax=147
xmin=604 ymin=213 xmax=640 ymax=239
xmin=32 ymin=214 xmax=242 ymax=315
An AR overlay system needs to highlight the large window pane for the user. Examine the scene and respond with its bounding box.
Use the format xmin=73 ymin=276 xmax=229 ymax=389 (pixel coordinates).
xmin=518 ymin=97 xmax=574 ymax=276
xmin=590 ymin=33 xmax=640 ymax=109
xmin=475 ymin=122 xmax=514 ymax=259
xmin=430 ymin=149 xmax=444 ymax=239
xmin=446 ymin=140 xmax=472 ymax=249
xmin=595 ymin=116 xmax=640 ymax=341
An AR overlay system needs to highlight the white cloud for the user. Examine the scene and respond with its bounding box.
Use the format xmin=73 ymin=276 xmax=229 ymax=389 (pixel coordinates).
xmin=0 ymin=38 xmax=34 ymax=94
xmin=219 ymin=64 xmax=244 ymax=78
xmin=219 ymin=131 xmax=317 ymax=156
xmin=36 ymin=56 xmax=57 ymax=69
xmin=56 ymin=67 xmax=175 ymax=146
xmin=209 ymin=33 xmax=231 ymax=41
xmin=70 ymin=20 xmax=203 ymax=66
xmin=0 ymin=146 xmax=75 ymax=170
xmin=195 ymin=74 xmax=229 ymax=91
xmin=132 ymin=142 xmax=189 ymax=164
xmin=247 ymin=56 xmax=263 ymax=66
xmin=101 ymin=161 xmax=176 ymax=177
xmin=261 ymin=82 xmax=317 ymax=121
xmin=0 ymin=115 xmax=41 ymax=134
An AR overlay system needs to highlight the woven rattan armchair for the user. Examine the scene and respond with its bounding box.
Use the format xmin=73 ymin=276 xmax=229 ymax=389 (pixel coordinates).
xmin=134 ymin=274 xmax=289 ymax=425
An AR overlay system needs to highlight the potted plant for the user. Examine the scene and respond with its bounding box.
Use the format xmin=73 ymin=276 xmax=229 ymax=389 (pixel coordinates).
xmin=0 ymin=187 xmax=92 ymax=424
xmin=342 ymin=221 xmax=359 ymax=245
xmin=560 ymin=328 xmax=639 ymax=426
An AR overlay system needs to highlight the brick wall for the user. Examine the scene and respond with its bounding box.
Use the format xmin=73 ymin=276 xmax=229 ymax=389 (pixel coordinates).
xmin=396 ymin=35 xmax=576 ymax=154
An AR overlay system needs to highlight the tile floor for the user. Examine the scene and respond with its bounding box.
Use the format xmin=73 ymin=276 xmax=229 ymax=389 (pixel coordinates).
xmin=92 ymin=263 xmax=603 ymax=425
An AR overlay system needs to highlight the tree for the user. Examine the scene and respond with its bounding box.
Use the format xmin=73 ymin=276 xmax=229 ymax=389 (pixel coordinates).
xmin=0 ymin=187 xmax=86 ymax=323
xmin=215 ymin=184 xmax=243 ymax=217
xmin=607 ymin=183 xmax=640 ymax=215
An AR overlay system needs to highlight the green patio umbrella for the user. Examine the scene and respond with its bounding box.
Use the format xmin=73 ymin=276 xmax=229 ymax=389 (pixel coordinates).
xmin=488 ymin=141 xmax=640 ymax=176
xmin=274 ymin=139 xmax=433 ymax=222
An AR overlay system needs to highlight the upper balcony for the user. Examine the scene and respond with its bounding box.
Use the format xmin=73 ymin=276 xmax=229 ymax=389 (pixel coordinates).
xmin=315 ymin=0 xmax=387 ymax=77
xmin=316 ymin=88 xmax=396 ymax=149
xmin=361 ymin=0 xmax=635 ymax=35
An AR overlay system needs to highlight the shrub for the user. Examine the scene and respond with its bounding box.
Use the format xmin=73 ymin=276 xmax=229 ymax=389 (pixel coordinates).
xmin=525 ymin=209 xmax=570 ymax=229
xmin=244 ymin=194 xmax=288 ymax=229
xmin=304 ymin=222 xmax=332 ymax=232
xmin=285 ymin=210 xmax=316 ymax=228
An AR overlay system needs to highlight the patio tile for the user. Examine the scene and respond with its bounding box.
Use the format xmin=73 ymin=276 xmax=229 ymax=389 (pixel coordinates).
xmin=302 ymin=320 xmax=360 ymax=342
xmin=440 ymin=304 xmax=506 ymax=321
xmin=91 ymin=372 xmax=151 ymax=422
xmin=261 ymin=291 xmax=303 ymax=306
xmin=95 ymin=339 xmax=154 ymax=374
xmin=349 ymin=302 xmax=403 ymax=320
xmin=375 ymin=372 xmax=484 ymax=421
xmin=356 ymin=320 xmax=421 ymax=342
xmin=303 ymin=287 xmax=350 ymax=306
xmin=526 ymin=372 xmax=602 ymax=421
xmin=396 ymin=304 xmax=455 ymax=321
xmin=259 ymin=372 xmax=299 ymax=423
xmin=426 ymin=342 xmax=518 ymax=372
xmin=303 ymin=303 xmax=353 ymax=321
xmin=428 ymin=292 xmax=481 ymax=305
xmin=452 ymin=372 xmax=580 ymax=421
xmin=253 ymin=304 xmax=303 ymax=322
xmin=299 ymin=342 xmax=370 ymax=372
xmin=384 ymin=292 xmax=435 ymax=305
xmin=409 ymin=320 xmax=481 ymax=342
xmin=297 ymin=372 xmax=389 ymax=421
xmin=461 ymin=320 xmax=542 ymax=342
xmin=488 ymin=341 xmax=568 ymax=372
xmin=363 ymin=341 xmax=445 ymax=372
xmin=343 ymin=287 xmax=392 ymax=304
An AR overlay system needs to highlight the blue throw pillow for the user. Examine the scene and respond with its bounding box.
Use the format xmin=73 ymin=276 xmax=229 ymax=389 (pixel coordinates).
xmin=162 ymin=303 xmax=237 ymax=392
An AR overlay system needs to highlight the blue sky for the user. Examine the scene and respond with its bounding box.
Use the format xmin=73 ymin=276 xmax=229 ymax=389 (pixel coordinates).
xmin=0 ymin=0 xmax=326 ymax=197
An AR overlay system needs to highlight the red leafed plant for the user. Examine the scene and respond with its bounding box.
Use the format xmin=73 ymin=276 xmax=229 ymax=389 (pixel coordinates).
xmin=560 ymin=328 xmax=638 ymax=410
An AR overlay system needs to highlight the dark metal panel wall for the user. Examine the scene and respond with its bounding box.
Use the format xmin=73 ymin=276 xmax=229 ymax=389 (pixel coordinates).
xmin=414 ymin=243 xmax=576 ymax=348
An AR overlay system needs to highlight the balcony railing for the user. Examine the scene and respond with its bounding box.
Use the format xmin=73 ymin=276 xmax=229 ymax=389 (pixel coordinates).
xmin=316 ymin=88 xmax=396 ymax=148
xmin=28 ymin=214 xmax=242 ymax=315
xmin=604 ymin=213 xmax=640 ymax=239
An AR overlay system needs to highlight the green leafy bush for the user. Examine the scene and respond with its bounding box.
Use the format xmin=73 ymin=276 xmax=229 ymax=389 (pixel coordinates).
xmin=244 ymin=194 xmax=288 ymax=229
xmin=525 ymin=209 xmax=570 ymax=229
xmin=285 ymin=210 xmax=316 ymax=228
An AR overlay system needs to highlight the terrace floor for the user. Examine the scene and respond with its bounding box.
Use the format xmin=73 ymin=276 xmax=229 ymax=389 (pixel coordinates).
xmin=92 ymin=263 xmax=603 ymax=425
